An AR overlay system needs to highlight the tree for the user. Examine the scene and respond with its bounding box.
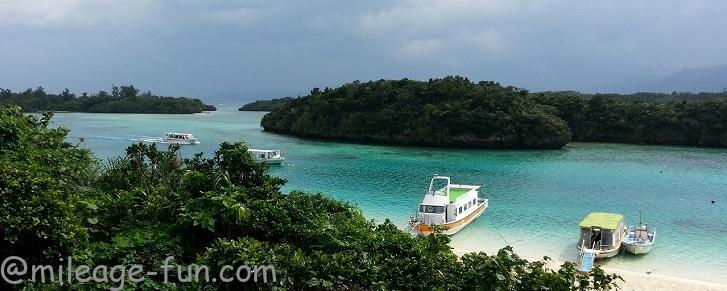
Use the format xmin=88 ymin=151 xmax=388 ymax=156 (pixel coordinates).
xmin=0 ymin=86 xmax=216 ymax=114
xmin=119 ymin=85 xmax=139 ymax=97
xmin=0 ymin=106 xmax=94 ymax=271
xmin=262 ymin=77 xmax=571 ymax=149
xmin=112 ymin=85 xmax=120 ymax=97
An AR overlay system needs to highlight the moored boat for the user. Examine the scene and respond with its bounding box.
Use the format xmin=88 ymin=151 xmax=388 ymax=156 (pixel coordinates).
xmin=248 ymin=149 xmax=285 ymax=164
xmin=406 ymin=175 xmax=488 ymax=236
xmin=623 ymin=213 xmax=655 ymax=255
xmin=577 ymin=212 xmax=626 ymax=259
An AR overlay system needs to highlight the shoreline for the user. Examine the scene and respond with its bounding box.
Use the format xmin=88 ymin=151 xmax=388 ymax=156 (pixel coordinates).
xmin=452 ymin=247 xmax=727 ymax=290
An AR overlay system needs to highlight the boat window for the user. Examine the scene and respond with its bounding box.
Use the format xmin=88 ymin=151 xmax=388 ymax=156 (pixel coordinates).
xmin=419 ymin=205 xmax=444 ymax=214
xmin=458 ymin=206 xmax=463 ymax=214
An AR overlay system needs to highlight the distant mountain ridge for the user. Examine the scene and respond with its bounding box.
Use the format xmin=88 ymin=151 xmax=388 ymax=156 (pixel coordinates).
xmin=631 ymin=64 xmax=727 ymax=93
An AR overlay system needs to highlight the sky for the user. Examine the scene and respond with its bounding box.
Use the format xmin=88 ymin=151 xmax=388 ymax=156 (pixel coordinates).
xmin=1 ymin=0 xmax=727 ymax=101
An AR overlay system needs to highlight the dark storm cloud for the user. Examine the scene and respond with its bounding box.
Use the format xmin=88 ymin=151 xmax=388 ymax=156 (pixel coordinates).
xmin=1 ymin=0 xmax=726 ymax=100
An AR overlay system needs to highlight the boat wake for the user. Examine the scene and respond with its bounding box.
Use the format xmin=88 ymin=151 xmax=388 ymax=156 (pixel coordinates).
xmin=80 ymin=134 xmax=131 ymax=141
xmin=130 ymin=136 xmax=164 ymax=143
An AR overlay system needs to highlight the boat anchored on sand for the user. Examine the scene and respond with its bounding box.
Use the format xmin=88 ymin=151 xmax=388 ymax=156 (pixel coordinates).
xmin=578 ymin=212 xmax=626 ymax=258
xmin=623 ymin=212 xmax=656 ymax=255
xmin=406 ymin=175 xmax=488 ymax=236
xmin=577 ymin=212 xmax=626 ymax=271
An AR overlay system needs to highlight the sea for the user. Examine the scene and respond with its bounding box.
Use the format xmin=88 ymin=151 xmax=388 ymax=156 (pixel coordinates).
xmin=49 ymin=106 xmax=727 ymax=283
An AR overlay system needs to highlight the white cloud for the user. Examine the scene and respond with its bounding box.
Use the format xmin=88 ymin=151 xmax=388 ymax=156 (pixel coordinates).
xmin=398 ymin=37 xmax=445 ymax=58
xmin=358 ymin=0 xmax=516 ymax=38
xmin=395 ymin=28 xmax=504 ymax=61
xmin=357 ymin=0 xmax=515 ymax=60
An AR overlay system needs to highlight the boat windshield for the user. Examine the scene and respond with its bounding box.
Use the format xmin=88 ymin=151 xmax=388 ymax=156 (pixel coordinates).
xmin=420 ymin=205 xmax=445 ymax=214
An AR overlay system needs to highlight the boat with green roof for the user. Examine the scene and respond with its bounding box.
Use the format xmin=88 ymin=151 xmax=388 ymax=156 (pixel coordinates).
xmin=577 ymin=212 xmax=627 ymax=259
xmin=406 ymin=175 xmax=488 ymax=236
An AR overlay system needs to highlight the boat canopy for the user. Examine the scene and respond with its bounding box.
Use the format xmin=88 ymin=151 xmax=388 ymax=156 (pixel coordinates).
xmin=579 ymin=212 xmax=624 ymax=230
xmin=248 ymin=149 xmax=280 ymax=153
xmin=165 ymin=133 xmax=194 ymax=138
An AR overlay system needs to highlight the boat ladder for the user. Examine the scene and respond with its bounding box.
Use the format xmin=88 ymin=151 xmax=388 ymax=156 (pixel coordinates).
xmin=579 ymin=240 xmax=597 ymax=272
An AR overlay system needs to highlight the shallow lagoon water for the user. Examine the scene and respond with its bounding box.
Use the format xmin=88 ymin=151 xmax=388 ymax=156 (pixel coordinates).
xmin=50 ymin=107 xmax=727 ymax=283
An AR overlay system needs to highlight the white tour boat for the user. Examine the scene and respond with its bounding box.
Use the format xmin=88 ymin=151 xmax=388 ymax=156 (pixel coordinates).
xmin=623 ymin=212 xmax=655 ymax=255
xmin=162 ymin=133 xmax=200 ymax=145
xmin=406 ymin=175 xmax=488 ymax=236
xmin=248 ymin=149 xmax=285 ymax=164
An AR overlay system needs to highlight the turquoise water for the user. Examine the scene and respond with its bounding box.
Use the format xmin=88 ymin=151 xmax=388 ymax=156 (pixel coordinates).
xmin=50 ymin=107 xmax=727 ymax=283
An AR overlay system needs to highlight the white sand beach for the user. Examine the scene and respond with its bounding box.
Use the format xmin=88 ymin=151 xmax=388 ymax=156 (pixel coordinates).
xmin=452 ymin=247 xmax=727 ymax=291
xmin=610 ymin=268 xmax=727 ymax=291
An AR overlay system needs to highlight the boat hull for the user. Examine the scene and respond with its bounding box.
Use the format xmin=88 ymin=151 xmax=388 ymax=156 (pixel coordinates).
xmin=163 ymin=140 xmax=199 ymax=145
xmin=413 ymin=201 xmax=487 ymax=236
xmin=623 ymin=243 xmax=653 ymax=255
xmin=576 ymin=245 xmax=622 ymax=259
xmin=255 ymin=158 xmax=284 ymax=164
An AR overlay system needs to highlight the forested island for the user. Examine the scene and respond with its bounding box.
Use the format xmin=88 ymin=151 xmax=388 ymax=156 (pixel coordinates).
xmin=238 ymin=96 xmax=295 ymax=111
xmin=0 ymin=85 xmax=216 ymax=114
xmin=0 ymin=105 xmax=619 ymax=289
xmin=261 ymin=76 xmax=727 ymax=149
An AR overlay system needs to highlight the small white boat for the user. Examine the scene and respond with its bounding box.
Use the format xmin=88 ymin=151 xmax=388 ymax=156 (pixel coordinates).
xmin=577 ymin=212 xmax=627 ymax=260
xmin=162 ymin=133 xmax=200 ymax=145
xmin=623 ymin=213 xmax=655 ymax=255
xmin=248 ymin=149 xmax=285 ymax=164
xmin=406 ymin=175 xmax=488 ymax=236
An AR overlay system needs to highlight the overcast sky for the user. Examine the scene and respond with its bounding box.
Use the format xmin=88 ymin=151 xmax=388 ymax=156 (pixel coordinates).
xmin=1 ymin=0 xmax=727 ymax=100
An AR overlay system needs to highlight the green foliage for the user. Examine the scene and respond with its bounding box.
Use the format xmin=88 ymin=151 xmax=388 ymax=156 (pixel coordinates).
xmin=239 ymin=97 xmax=296 ymax=111
xmin=261 ymin=77 xmax=571 ymax=149
xmin=0 ymin=105 xmax=620 ymax=290
xmin=0 ymin=85 xmax=216 ymax=114
xmin=0 ymin=105 xmax=93 ymax=266
xmin=533 ymin=92 xmax=727 ymax=146
xmin=260 ymin=77 xmax=727 ymax=149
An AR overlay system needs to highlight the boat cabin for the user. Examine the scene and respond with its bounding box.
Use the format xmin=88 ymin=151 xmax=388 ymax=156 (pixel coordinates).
xmin=578 ymin=212 xmax=626 ymax=258
xmin=164 ymin=133 xmax=195 ymax=140
xmin=248 ymin=149 xmax=284 ymax=164
xmin=162 ymin=133 xmax=199 ymax=144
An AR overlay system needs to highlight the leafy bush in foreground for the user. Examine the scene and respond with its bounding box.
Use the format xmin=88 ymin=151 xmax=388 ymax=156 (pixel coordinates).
xmin=0 ymin=105 xmax=620 ymax=290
